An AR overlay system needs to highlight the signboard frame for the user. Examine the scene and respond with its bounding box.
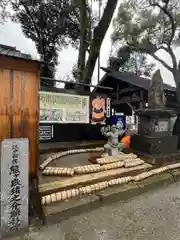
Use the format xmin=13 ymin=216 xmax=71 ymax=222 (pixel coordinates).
xmin=39 ymin=91 xmax=90 ymax=124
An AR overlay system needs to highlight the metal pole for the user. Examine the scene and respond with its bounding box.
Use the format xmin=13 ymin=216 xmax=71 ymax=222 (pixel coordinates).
xmin=40 ymin=77 xmax=113 ymax=90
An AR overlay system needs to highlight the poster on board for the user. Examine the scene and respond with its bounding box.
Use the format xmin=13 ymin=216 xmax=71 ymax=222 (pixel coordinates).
xmin=40 ymin=91 xmax=89 ymax=123
xmin=90 ymin=95 xmax=110 ymax=125
xmin=39 ymin=125 xmax=54 ymax=140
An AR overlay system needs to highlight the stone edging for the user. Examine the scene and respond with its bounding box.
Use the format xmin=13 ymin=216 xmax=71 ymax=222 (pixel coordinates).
xmin=43 ymin=168 xmax=180 ymax=224
xmin=41 ymin=162 xmax=180 ymax=205
xmin=40 ymin=147 xmax=103 ymax=170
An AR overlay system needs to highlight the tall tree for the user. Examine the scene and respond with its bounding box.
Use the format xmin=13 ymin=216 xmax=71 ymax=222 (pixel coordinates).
xmin=0 ymin=0 xmax=9 ymax=23
xmin=111 ymin=0 xmax=180 ymax=137
xmin=112 ymin=0 xmax=180 ymax=99
xmin=74 ymin=0 xmax=118 ymax=87
xmin=82 ymin=0 xmax=118 ymax=85
xmin=109 ymin=51 xmax=155 ymax=77
xmin=76 ymin=0 xmax=89 ymax=82
xmin=2 ymin=0 xmax=80 ymax=86
xmin=71 ymin=0 xmax=96 ymax=84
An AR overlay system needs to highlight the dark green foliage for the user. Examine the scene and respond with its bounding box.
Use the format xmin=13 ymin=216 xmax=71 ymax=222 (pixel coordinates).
xmin=109 ymin=50 xmax=155 ymax=77
xmin=0 ymin=0 xmax=9 ymax=23
xmin=111 ymin=0 xmax=180 ymax=75
xmin=111 ymin=0 xmax=180 ymax=140
xmin=9 ymin=0 xmax=80 ymax=85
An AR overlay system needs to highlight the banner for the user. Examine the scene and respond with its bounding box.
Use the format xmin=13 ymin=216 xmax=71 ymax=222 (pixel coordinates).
xmin=40 ymin=91 xmax=89 ymax=123
xmin=91 ymin=95 xmax=107 ymax=125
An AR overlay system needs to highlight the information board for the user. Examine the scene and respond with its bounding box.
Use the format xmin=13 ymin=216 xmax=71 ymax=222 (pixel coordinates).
xmin=40 ymin=91 xmax=89 ymax=123
xmin=155 ymin=121 xmax=168 ymax=132
xmin=39 ymin=125 xmax=53 ymax=140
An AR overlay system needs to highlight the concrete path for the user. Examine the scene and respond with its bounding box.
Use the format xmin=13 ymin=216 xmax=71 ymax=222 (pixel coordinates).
xmin=8 ymin=181 xmax=180 ymax=240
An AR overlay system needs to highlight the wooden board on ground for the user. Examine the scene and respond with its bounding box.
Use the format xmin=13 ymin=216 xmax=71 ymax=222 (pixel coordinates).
xmin=39 ymin=163 xmax=152 ymax=195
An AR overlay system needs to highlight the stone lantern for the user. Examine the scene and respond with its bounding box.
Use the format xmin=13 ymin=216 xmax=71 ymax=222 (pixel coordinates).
xmin=131 ymin=70 xmax=178 ymax=163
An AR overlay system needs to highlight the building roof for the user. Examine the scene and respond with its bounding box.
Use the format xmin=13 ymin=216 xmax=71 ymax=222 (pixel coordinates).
xmin=0 ymin=44 xmax=42 ymax=63
xmin=98 ymin=67 xmax=176 ymax=92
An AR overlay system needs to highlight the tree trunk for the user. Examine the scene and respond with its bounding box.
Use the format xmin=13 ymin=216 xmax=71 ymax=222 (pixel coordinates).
xmin=82 ymin=0 xmax=118 ymax=84
xmin=77 ymin=0 xmax=88 ymax=83
xmin=40 ymin=63 xmax=55 ymax=87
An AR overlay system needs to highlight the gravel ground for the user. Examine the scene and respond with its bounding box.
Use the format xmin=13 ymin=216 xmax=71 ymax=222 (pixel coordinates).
xmin=7 ymin=181 xmax=180 ymax=240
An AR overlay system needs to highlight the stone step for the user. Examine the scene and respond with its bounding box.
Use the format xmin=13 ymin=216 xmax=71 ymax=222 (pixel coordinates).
xmin=42 ymin=169 xmax=180 ymax=223
xmin=39 ymin=163 xmax=152 ymax=196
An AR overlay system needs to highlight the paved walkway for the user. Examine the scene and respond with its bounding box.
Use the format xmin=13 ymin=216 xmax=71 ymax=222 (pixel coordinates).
xmin=8 ymin=181 xmax=180 ymax=240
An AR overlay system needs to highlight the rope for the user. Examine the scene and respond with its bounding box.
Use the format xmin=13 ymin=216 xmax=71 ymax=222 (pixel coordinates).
xmin=41 ymin=162 xmax=180 ymax=205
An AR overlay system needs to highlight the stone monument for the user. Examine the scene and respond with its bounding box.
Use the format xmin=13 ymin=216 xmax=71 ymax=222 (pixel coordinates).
xmin=131 ymin=70 xmax=178 ymax=162
xmin=0 ymin=138 xmax=29 ymax=236
xmin=101 ymin=122 xmax=125 ymax=156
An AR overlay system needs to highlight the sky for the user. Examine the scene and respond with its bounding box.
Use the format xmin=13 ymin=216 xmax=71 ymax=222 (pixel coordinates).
xmin=0 ymin=2 xmax=179 ymax=87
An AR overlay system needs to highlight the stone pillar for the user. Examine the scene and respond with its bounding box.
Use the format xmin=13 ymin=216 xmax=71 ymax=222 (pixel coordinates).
xmin=0 ymin=139 xmax=29 ymax=236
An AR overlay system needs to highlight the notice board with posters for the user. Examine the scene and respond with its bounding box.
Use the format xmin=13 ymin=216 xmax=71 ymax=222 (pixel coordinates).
xmin=40 ymin=91 xmax=90 ymax=124
xmin=90 ymin=94 xmax=111 ymax=125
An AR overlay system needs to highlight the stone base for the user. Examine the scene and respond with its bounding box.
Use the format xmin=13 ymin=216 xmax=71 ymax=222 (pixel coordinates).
xmin=136 ymin=108 xmax=175 ymax=117
xmin=131 ymin=134 xmax=178 ymax=156
xmin=108 ymin=148 xmax=119 ymax=156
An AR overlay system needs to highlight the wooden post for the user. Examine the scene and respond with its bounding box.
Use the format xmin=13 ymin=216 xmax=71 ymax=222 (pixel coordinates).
xmin=140 ymin=89 xmax=144 ymax=109
xmin=116 ymin=84 xmax=119 ymax=100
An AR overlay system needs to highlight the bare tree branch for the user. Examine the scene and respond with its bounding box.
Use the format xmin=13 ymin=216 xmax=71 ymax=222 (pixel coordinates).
xmin=129 ymin=41 xmax=173 ymax=73
xmin=150 ymin=52 xmax=173 ymax=72
xmin=168 ymin=45 xmax=177 ymax=69
xmin=158 ymin=45 xmax=177 ymax=69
